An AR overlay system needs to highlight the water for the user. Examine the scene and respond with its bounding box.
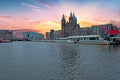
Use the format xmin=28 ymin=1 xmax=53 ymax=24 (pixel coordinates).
xmin=0 ymin=41 xmax=120 ymax=80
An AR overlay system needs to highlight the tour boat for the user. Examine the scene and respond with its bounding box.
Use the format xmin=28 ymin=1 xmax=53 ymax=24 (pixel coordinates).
xmin=110 ymin=37 xmax=120 ymax=45
xmin=54 ymin=38 xmax=69 ymax=43
xmin=67 ymin=35 xmax=109 ymax=45
xmin=0 ymin=39 xmax=11 ymax=43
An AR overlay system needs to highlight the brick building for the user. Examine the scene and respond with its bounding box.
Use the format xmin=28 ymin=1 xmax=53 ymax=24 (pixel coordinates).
xmin=61 ymin=12 xmax=80 ymax=37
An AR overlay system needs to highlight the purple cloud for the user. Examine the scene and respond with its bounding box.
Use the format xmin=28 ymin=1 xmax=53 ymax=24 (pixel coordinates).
xmin=21 ymin=2 xmax=41 ymax=12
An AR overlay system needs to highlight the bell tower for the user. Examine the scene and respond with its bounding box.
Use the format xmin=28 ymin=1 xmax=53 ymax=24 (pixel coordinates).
xmin=61 ymin=14 xmax=66 ymax=37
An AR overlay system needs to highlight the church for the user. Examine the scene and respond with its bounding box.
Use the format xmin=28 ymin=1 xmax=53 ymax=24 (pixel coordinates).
xmin=61 ymin=12 xmax=80 ymax=37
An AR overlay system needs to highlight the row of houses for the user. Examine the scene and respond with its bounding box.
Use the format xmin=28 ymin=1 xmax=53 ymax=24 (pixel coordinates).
xmin=46 ymin=24 xmax=120 ymax=40
xmin=80 ymin=24 xmax=115 ymax=35
xmin=46 ymin=30 xmax=61 ymax=40
xmin=0 ymin=30 xmax=44 ymax=41
xmin=22 ymin=32 xmax=44 ymax=41
xmin=0 ymin=30 xmax=13 ymax=40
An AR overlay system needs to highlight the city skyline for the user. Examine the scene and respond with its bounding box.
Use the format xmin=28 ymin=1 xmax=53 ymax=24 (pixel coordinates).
xmin=0 ymin=0 xmax=120 ymax=35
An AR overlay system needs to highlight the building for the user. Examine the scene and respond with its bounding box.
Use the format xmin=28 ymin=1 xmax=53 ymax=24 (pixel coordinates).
xmin=50 ymin=29 xmax=54 ymax=40
xmin=46 ymin=32 xmax=50 ymax=40
xmin=22 ymin=32 xmax=44 ymax=41
xmin=117 ymin=28 xmax=120 ymax=37
xmin=61 ymin=12 xmax=80 ymax=37
xmin=53 ymin=30 xmax=61 ymax=39
xmin=46 ymin=30 xmax=61 ymax=40
xmin=79 ymin=24 xmax=115 ymax=37
xmin=0 ymin=30 xmax=13 ymax=40
xmin=80 ymin=27 xmax=92 ymax=35
xmin=91 ymin=24 xmax=113 ymax=37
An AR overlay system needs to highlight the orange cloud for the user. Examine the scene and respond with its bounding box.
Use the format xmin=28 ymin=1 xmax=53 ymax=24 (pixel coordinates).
xmin=93 ymin=17 xmax=109 ymax=23
xmin=0 ymin=15 xmax=11 ymax=22
xmin=22 ymin=18 xmax=33 ymax=22
xmin=32 ymin=21 xmax=41 ymax=24
xmin=34 ymin=21 xmax=61 ymax=35
xmin=79 ymin=21 xmax=99 ymax=27
xmin=13 ymin=29 xmax=41 ymax=32
xmin=22 ymin=18 xmax=41 ymax=25
xmin=113 ymin=21 xmax=120 ymax=27
xmin=0 ymin=15 xmax=10 ymax=19
xmin=64 ymin=15 xmax=69 ymax=20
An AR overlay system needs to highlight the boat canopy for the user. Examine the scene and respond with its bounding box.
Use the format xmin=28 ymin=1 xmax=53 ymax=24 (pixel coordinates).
xmin=110 ymin=37 xmax=120 ymax=39
xmin=67 ymin=35 xmax=101 ymax=39
xmin=57 ymin=37 xmax=68 ymax=40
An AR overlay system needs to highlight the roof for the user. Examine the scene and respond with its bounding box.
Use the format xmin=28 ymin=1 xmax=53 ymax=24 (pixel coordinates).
xmin=67 ymin=35 xmax=101 ymax=39
xmin=111 ymin=37 xmax=120 ymax=38
xmin=0 ymin=30 xmax=9 ymax=33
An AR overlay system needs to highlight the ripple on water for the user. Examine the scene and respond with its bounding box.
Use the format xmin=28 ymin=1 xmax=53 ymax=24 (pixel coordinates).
xmin=0 ymin=42 xmax=120 ymax=80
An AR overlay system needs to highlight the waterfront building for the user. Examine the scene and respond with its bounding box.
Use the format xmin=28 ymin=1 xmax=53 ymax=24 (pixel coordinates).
xmin=0 ymin=30 xmax=13 ymax=40
xmin=61 ymin=12 xmax=80 ymax=37
xmin=22 ymin=32 xmax=44 ymax=41
xmin=91 ymin=24 xmax=113 ymax=37
xmin=79 ymin=24 xmax=115 ymax=37
xmin=46 ymin=30 xmax=61 ymax=40
xmin=50 ymin=29 xmax=54 ymax=40
xmin=117 ymin=28 xmax=120 ymax=37
xmin=46 ymin=32 xmax=50 ymax=40
xmin=53 ymin=30 xmax=61 ymax=39
xmin=79 ymin=27 xmax=92 ymax=35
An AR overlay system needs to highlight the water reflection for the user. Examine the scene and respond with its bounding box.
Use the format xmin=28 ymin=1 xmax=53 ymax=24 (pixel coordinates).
xmin=108 ymin=45 xmax=120 ymax=53
xmin=58 ymin=43 xmax=80 ymax=80
xmin=58 ymin=44 xmax=120 ymax=80
xmin=98 ymin=45 xmax=120 ymax=54
xmin=0 ymin=42 xmax=120 ymax=80
xmin=59 ymin=44 xmax=78 ymax=65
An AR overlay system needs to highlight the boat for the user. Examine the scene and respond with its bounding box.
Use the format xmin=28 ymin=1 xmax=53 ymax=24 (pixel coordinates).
xmin=0 ymin=39 xmax=11 ymax=43
xmin=109 ymin=37 xmax=120 ymax=45
xmin=54 ymin=38 xmax=69 ymax=43
xmin=67 ymin=35 xmax=109 ymax=45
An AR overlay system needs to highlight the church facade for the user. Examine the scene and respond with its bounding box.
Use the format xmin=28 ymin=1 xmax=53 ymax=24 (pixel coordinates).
xmin=61 ymin=12 xmax=80 ymax=37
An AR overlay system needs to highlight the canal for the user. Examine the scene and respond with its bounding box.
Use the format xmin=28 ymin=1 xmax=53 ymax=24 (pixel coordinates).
xmin=0 ymin=41 xmax=120 ymax=80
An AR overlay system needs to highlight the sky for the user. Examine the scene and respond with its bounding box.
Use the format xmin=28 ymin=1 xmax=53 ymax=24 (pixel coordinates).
xmin=0 ymin=0 xmax=120 ymax=35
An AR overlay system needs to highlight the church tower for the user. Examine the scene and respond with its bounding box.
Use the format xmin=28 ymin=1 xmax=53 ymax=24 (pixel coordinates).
xmin=61 ymin=12 xmax=80 ymax=37
xmin=61 ymin=14 xmax=66 ymax=37
xmin=73 ymin=13 xmax=77 ymax=25
xmin=68 ymin=12 xmax=74 ymax=35
xmin=69 ymin=12 xmax=74 ymax=25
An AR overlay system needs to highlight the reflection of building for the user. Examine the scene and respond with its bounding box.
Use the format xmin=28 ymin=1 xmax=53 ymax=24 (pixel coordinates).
xmin=61 ymin=12 xmax=80 ymax=37
xmin=22 ymin=32 xmax=44 ymax=40
xmin=0 ymin=30 xmax=13 ymax=40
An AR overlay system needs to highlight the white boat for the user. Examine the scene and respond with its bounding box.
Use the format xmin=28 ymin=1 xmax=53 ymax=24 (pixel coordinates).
xmin=0 ymin=39 xmax=11 ymax=43
xmin=67 ymin=35 xmax=109 ymax=45
xmin=110 ymin=37 xmax=120 ymax=45
xmin=54 ymin=38 xmax=69 ymax=43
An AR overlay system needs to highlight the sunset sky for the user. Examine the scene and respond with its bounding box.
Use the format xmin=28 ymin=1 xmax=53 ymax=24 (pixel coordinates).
xmin=0 ymin=0 xmax=120 ymax=35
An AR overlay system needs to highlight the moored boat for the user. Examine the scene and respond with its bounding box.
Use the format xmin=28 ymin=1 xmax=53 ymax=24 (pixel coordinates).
xmin=0 ymin=39 xmax=11 ymax=43
xmin=110 ymin=37 xmax=120 ymax=45
xmin=67 ymin=35 xmax=109 ymax=45
xmin=54 ymin=38 xmax=69 ymax=43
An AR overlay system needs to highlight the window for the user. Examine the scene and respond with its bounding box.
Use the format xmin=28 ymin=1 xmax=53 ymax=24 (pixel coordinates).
xmin=89 ymin=37 xmax=96 ymax=40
